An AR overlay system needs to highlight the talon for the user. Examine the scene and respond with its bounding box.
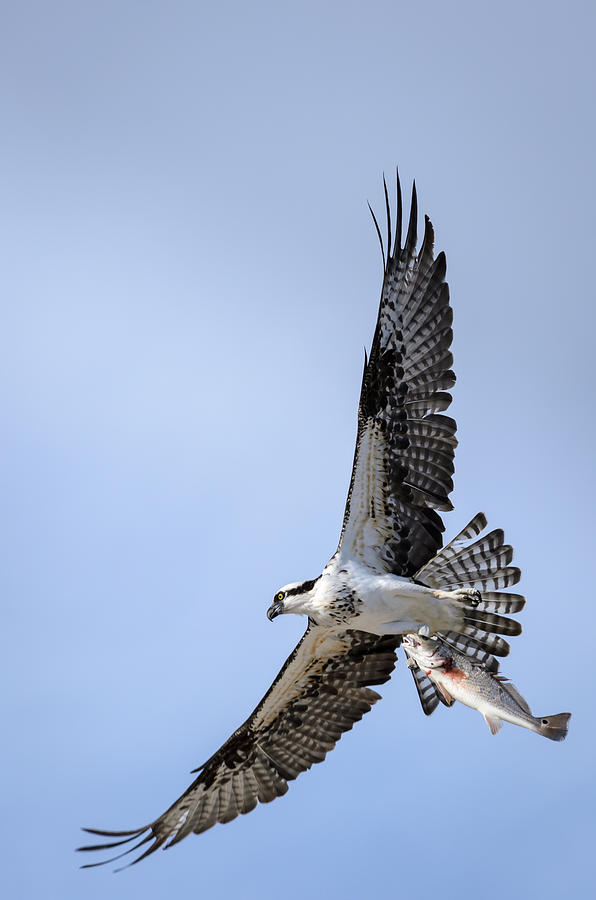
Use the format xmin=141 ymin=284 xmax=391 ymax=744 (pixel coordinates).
xmin=469 ymin=590 xmax=481 ymax=608
xmin=452 ymin=588 xmax=482 ymax=607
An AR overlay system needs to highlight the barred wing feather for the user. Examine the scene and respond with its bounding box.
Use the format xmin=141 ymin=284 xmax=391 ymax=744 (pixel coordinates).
xmin=407 ymin=513 xmax=527 ymax=717
xmin=338 ymin=175 xmax=456 ymax=576
xmin=78 ymin=627 xmax=399 ymax=868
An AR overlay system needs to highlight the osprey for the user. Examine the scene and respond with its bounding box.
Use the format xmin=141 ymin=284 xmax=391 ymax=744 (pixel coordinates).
xmin=80 ymin=174 xmax=526 ymax=869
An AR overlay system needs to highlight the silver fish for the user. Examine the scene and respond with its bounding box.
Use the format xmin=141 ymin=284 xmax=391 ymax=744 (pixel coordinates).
xmin=402 ymin=631 xmax=570 ymax=741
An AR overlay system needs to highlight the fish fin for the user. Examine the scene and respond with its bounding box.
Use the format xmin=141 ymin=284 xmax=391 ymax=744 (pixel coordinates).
xmin=436 ymin=682 xmax=456 ymax=706
xmin=500 ymin=680 xmax=532 ymax=714
xmin=484 ymin=714 xmax=502 ymax=735
xmin=537 ymin=713 xmax=571 ymax=742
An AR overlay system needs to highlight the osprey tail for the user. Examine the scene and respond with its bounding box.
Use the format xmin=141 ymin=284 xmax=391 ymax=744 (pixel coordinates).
xmin=409 ymin=513 xmax=526 ymax=714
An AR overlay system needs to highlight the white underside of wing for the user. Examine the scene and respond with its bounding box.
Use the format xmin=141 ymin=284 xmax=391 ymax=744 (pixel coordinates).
xmin=250 ymin=629 xmax=347 ymax=731
xmin=339 ymin=422 xmax=395 ymax=572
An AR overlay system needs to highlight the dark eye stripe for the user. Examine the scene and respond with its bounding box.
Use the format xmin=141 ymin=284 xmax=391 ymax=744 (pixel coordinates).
xmin=284 ymin=577 xmax=320 ymax=598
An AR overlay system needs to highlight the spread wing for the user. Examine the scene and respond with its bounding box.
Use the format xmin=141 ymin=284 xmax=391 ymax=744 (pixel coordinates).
xmin=78 ymin=627 xmax=399 ymax=868
xmin=338 ymin=173 xmax=456 ymax=576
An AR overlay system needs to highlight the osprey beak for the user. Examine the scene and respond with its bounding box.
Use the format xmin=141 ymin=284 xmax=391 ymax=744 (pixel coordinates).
xmin=267 ymin=600 xmax=284 ymax=621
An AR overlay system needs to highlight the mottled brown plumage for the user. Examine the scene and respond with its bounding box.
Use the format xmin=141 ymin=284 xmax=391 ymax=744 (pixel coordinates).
xmin=79 ymin=628 xmax=398 ymax=868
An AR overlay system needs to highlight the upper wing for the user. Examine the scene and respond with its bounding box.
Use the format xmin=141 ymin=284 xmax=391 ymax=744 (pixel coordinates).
xmin=78 ymin=626 xmax=399 ymax=868
xmin=338 ymin=173 xmax=456 ymax=576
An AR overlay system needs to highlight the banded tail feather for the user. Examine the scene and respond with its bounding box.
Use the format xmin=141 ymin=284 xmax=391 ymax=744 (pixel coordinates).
xmin=406 ymin=513 xmax=525 ymax=717
xmin=462 ymin=610 xmax=522 ymax=637
xmin=417 ymin=519 xmax=521 ymax=590
xmin=443 ymin=568 xmax=521 ymax=592
xmin=408 ymin=663 xmax=440 ymax=715
xmin=468 ymin=592 xmax=526 ymax=615
xmin=444 ymin=626 xmax=511 ymax=658
xmin=407 ymin=662 xmax=452 ymax=716
xmin=437 ymin=632 xmax=501 ymax=672
xmin=416 ymin=512 xmax=524 ymax=645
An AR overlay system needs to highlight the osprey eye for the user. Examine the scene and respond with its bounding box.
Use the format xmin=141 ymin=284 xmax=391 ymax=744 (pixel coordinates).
xmin=276 ymin=592 xmax=285 ymax=602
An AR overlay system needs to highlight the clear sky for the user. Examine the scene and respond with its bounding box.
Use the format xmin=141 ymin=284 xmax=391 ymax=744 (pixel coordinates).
xmin=2 ymin=2 xmax=595 ymax=898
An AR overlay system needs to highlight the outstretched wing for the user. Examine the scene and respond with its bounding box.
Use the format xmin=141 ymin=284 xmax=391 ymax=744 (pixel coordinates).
xmin=78 ymin=627 xmax=399 ymax=868
xmin=338 ymin=173 xmax=456 ymax=576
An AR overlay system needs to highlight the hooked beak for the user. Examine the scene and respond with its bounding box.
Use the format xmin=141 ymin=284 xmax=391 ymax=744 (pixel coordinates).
xmin=267 ymin=600 xmax=284 ymax=621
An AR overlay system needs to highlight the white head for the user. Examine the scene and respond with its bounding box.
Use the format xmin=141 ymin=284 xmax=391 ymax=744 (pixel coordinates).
xmin=266 ymin=578 xmax=320 ymax=621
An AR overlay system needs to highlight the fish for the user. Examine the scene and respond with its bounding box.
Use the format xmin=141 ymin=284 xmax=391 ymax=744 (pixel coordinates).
xmin=402 ymin=630 xmax=571 ymax=741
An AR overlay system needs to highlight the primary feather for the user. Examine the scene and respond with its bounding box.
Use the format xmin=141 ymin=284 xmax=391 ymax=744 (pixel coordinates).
xmin=80 ymin=172 xmax=531 ymax=869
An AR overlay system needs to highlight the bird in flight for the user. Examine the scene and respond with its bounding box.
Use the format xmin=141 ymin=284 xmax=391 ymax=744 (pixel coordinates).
xmin=79 ymin=173 xmax=531 ymax=869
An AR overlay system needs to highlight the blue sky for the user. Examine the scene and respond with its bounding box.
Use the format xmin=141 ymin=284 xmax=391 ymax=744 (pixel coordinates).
xmin=2 ymin=2 xmax=594 ymax=898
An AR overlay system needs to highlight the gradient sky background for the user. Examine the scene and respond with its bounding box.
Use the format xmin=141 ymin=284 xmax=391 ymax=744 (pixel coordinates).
xmin=2 ymin=2 xmax=595 ymax=898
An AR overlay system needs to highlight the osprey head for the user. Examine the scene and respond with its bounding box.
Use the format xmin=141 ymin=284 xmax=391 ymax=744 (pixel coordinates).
xmin=266 ymin=578 xmax=319 ymax=621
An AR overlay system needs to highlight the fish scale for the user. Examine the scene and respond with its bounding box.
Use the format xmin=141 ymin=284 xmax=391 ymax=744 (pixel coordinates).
xmin=403 ymin=632 xmax=570 ymax=741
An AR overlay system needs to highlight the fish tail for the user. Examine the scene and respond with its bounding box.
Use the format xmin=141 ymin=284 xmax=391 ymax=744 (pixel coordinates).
xmin=536 ymin=712 xmax=571 ymax=742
